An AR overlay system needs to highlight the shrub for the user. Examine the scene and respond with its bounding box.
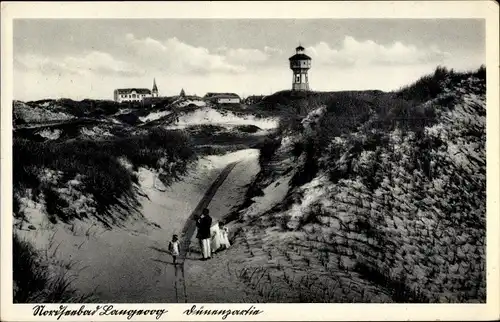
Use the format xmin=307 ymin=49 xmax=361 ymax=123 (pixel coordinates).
xmin=257 ymin=137 xmax=281 ymax=167
xmin=291 ymin=141 xmax=304 ymax=158
xmin=234 ymin=124 xmax=261 ymax=133
xmin=115 ymin=113 xmax=142 ymax=126
xmin=277 ymin=115 xmax=303 ymax=135
xmin=290 ymin=137 xmax=320 ymax=187
xmin=475 ymin=64 xmax=486 ymax=81
xmin=187 ymin=124 xmax=226 ymax=136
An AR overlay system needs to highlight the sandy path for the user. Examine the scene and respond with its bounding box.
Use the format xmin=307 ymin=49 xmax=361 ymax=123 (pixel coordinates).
xmin=182 ymin=152 xmax=265 ymax=302
xmin=178 ymin=162 xmax=239 ymax=260
xmin=168 ymin=161 xmax=239 ymax=302
xmin=109 ymin=151 xmax=258 ymax=303
xmin=16 ymin=149 xmax=261 ymax=303
xmin=154 ymin=150 xmax=262 ymax=303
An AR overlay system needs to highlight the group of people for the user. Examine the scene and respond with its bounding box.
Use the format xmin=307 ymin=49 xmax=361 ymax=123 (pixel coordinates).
xmin=195 ymin=208 xmax=231 ymax=260
xmin=168 ymin=208 xmax=230 ymax=264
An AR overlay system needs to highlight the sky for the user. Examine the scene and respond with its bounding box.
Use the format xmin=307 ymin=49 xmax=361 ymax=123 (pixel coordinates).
xmin=13 ymin=19 xmax=485 ymax=101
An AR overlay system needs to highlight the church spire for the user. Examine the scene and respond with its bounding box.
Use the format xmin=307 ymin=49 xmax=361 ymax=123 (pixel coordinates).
xmin=152 ymin=78 xmax=158 ymax=97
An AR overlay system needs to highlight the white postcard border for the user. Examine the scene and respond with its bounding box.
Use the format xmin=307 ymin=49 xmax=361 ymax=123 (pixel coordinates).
xmin=1 ymin=1 xmax=499 ymax=321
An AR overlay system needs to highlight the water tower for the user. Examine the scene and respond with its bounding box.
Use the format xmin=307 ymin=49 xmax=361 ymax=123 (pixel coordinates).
xmin=289 ymin=45 xmax=311 ymax=91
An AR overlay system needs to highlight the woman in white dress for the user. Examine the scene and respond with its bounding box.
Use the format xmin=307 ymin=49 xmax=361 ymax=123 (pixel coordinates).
xmin=210 ymin=222 xmax=222 ymax=254
xmin=219 ymin=222 xmax=231 ymax=250
xmin=210 ymin=221 xmax=231 ymax=254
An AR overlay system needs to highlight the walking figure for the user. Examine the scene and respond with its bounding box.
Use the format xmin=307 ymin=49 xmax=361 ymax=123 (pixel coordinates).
xmin=195 ymin=208 xmax=212 ymax=260
xmin=210 ymin=221 xmax=231 ymax=255
xmin=169 ymin=234 xmax=180 ymax=264
xmin=219 ymin=222 xmax=231 ymax=250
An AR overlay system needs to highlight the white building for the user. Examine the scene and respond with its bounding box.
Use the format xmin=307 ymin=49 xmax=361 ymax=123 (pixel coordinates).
xmin=114 ymin=79 xmax=159 ymax=103
xmin=203 ymin=92 xmax=241 ymax=104
xmin=113 ymin=88 xmax=152 ymax=103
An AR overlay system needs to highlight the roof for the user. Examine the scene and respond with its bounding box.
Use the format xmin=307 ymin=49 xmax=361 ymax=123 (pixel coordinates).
xmin=152 ymin=79 xmax=158 ymax=92
xmin=289 ymin=53 xmax=312 ymax=61
xmin=115 ymin=88 xmax=152 ymax=94
xmin=296 ymin=45 xmax=305 ymax=50
xmin=204 ymin=92 xmax=240 ymax=99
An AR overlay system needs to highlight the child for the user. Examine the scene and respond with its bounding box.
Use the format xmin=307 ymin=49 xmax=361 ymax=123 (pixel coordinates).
xmin=168 ymin=234 xmax=180 ymax=264
xmin=219 ymin=222 xmax=231 ymax=250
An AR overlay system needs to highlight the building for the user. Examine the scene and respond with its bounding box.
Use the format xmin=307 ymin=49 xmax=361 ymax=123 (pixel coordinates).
xmin=289 ymin=45 xmax=312 ymax=91
xmin=203 ymin=92 xmax=241 ymax=104
xmin=113 ymin=78 xmax=159 ymax=103
xmin=244 ymin=95 xmax=265 ymax=105
xmin=113 ymin=88 xmax=152 ymax=103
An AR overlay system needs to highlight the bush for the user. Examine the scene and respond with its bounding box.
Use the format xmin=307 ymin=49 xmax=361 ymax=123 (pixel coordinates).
xmin=234 ymin=124 xmax=261 ymax=133
xmin=475 ymin=64 xmax=486 ymax=81
xmin=291 ymin=138 xmax=320 ymax=187
xmin=115 ymin=113 xmax=142 ymax=126
xmin=257 ymin=137 xmax=281 ymax=167
xmin=278 ymin=115 xmax=304 ymax=135
xmin=187 ymin=124 xmax=226 ymax=136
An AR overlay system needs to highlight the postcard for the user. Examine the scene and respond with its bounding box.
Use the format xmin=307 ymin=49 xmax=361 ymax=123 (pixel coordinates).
xmin=1 ymin=1 xmax=499 ymax=321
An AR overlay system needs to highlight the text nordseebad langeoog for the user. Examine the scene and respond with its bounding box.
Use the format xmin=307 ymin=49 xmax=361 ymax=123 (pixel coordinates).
xmin=32 ymin=304 xmax=263 ymax=320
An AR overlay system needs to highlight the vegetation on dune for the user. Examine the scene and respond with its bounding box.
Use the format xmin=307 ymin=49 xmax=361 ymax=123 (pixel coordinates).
xmin=12 ymin=93 xmax=277 ymax=304
xmin=115 ymin=112 xmax=143 ymax=126
xmin=14 ymin=97 xmax=179 ymax=127
xmin=22 ymin=99 xmax=122 ymax=118
xmin=189 ymin=128 xmax=268 ymax=148
xmin=234 ymin=124 xmax=262 ymax=133
xmin=12 ymin=96 xmax=201 ymax=304
xmin=275 ymin=66 xmax=485 ymax=189
xmin=27 ymin=97 xmax=178 ymax=117
xmin=13 ymin=233 xmax=93 ymax=303
xmin=231 ymin=65 xmax=486 ymax=302
xmin=185 ymin=124 xmax=227 ymax=136
xmin=397 ymin=65 xmax=485 ymax=103
xmin=195 ymin=144 xmax=252 ymax=156
xmin=13 ymin=127 xmax=196 ymax=227
xmin=257 ymin=136 xmax=282 ymax=169
xmin=12 ymin=65 xmax=486 ymax=303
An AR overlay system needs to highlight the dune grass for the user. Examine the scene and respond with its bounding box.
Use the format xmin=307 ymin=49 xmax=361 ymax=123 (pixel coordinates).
xmin=13 ymin=233 xmax=93 ymax=303
xmin=233 ymin=65 xmax=486 ymax=303
xmin=13 ymin=127 xmax=196 ymax=227
xmin=396 ymin=65 xmax=485 ymax=103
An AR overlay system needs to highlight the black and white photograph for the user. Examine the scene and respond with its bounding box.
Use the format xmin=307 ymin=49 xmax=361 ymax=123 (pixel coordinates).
xmin=1 ymin=1 xmax=499 ymax=321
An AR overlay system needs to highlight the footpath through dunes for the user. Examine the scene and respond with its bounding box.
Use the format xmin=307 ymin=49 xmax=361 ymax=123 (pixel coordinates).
xmin=15 ymin=149 xmax=262 ymax=303
xmin=182 ymin=150 xmax=266 ymax=302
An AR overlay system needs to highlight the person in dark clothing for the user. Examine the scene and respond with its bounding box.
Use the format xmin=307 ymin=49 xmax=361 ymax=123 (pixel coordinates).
xmin=195 ymin=208 xmax=213 ymax=260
